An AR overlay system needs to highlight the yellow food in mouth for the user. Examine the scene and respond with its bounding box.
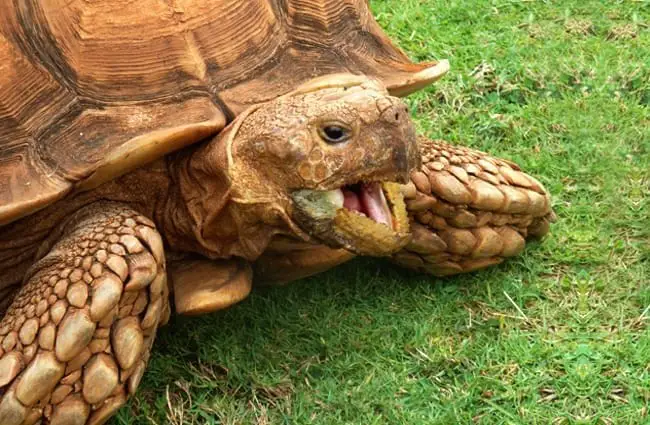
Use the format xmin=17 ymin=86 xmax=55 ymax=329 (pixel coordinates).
xmin=291 ymin=181 xmax=410 ymax=256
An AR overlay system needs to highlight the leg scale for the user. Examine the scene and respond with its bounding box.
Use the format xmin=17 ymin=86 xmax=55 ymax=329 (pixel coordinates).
xmin=0 ymin=202 xmax=169 ymax=425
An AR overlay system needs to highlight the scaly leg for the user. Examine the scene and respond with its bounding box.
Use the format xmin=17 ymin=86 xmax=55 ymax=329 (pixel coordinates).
xmin=0 ymin=202 xmax=169 ymax=425
xmin=392 ymin=137 xmax=555 ymax=276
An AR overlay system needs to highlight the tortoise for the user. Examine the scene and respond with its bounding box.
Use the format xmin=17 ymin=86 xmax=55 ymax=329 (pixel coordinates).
xmin=0 ymin=0 xmax=555 ymax=423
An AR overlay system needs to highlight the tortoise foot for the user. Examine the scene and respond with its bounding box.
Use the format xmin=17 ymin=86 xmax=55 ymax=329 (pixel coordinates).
xmin=392 ymin=137 xmax=555 ymax=276
xmin=0 ymin=202 xmax=169 ymax=425
xmin=170 ymin=257 xmax=253 ymax=315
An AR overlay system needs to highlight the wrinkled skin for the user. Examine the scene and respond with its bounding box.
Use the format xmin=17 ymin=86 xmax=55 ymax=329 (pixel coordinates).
xmin=0 ymin=76 xmax=553 ymax=425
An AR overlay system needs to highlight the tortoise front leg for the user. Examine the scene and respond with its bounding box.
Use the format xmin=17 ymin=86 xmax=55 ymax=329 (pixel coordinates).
xmin=0 ymin=202 xmax=169 ymax=425
xmin=392 ymin=137 xmax=554 ymax=276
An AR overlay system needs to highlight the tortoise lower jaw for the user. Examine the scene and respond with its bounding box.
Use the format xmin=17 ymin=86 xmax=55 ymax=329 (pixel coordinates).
xmin=290 ymin=181 xmax=411 ymax=256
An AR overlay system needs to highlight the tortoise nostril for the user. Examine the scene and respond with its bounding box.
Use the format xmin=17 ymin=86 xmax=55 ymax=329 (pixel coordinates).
xmin=381 ymin=105 xmax=404 ymax=125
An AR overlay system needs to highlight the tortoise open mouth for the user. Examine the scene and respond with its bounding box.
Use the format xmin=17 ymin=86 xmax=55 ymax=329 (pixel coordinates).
xmin=291 ymin=180 xmax=411 ymax=256
xmin=327 ymin=182 xmax=393 ymax=227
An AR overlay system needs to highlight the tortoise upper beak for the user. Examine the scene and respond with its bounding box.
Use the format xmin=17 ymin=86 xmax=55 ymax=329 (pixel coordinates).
xmin=377 ymin=99 xmax=420 ymax=184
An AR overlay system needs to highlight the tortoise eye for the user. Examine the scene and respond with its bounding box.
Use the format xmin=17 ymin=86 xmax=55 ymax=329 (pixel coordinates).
xmin=319 ymin=124 xmax=351 ymax=144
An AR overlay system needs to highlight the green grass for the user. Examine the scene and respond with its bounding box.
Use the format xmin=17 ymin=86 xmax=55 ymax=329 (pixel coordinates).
xmin=113 ymin=1 xmax=649 ymax=424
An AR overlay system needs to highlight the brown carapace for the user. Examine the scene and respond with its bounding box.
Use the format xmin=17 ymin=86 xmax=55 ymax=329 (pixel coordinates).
xmin=0 ymin=1 xmax=553 ymax=424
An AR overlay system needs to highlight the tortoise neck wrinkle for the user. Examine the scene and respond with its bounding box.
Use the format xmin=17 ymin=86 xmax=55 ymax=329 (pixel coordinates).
xmin=162 ymin=148 xmax=252 ymax=260
xmin=162 ymin=144 xmax=292 ymax=261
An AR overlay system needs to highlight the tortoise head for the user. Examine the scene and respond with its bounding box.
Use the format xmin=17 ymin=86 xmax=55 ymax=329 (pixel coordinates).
xmin=185 ymin=75 xmax=420 ymax=257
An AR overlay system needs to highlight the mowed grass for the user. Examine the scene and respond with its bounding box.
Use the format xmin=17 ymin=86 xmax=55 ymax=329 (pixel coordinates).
xmin=113 ymin=1 xmax=649 ymax=424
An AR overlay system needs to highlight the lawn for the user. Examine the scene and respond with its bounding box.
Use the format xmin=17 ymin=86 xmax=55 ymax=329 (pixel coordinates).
xmin=114 ymin=1 xmax=650 ymax=424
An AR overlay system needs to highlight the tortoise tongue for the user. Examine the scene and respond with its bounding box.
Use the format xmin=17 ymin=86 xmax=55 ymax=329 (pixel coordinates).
xmin=342 ymin=183 xmax=392 ymax=228
xmin=360 ymin=182 xmax=392 ymax=227
xmin=343 ymin=189 xmax=363 ymax=212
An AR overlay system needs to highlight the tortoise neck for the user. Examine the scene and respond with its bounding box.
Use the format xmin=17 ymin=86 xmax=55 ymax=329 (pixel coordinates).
xmin=161 ymin=144 xmax=271 ymax=261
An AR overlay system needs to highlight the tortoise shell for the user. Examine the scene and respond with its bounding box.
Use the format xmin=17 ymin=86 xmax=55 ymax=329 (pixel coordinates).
xmin=0 ymin=0 xmax=447 ymax=226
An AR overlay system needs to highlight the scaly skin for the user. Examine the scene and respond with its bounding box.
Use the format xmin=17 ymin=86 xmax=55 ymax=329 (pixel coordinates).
xmin=0 ymin=203 xmax=168 ymax=425
xmin=393 ymin=137 xmax=554 ymax=275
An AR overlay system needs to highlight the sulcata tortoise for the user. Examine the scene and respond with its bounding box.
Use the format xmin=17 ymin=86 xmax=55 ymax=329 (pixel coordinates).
xmin=0 ymin=0 xmax=554 ymax=423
